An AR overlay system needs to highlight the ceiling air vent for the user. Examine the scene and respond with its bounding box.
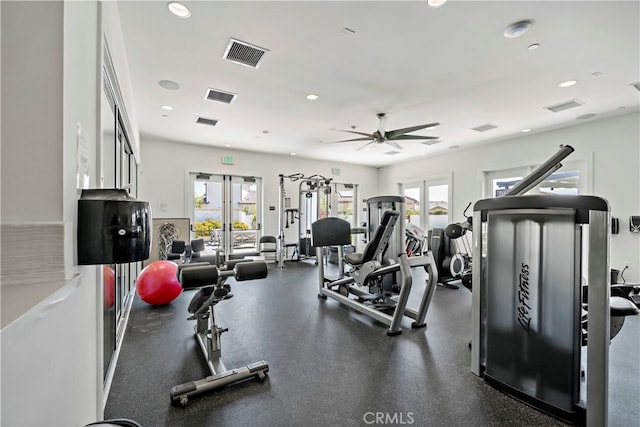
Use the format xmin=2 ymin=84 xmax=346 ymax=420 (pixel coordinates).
xmin=384 ymin=151 xmax=401 ymax=155
xmin=471 ymin=123 xmax=498 ymax=132
xmin=195 ymin=117 xmax=218 ymax=127
xmin=223 ymin=38 xmax=269 ymax=68
xmin=545 ymin=99 xmax=584 ymax=113
xmin=205 ymin=88 xmax=237 ymax=104
xmin=631 ymin=82 xmax=640 ymax=92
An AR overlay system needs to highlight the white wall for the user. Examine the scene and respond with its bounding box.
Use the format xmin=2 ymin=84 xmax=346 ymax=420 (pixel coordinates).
xmin=139 ymin=138 xmax=379 ymax=240
xmin=378 ymin=113 xmax=640 ymax=282
xmin=1 ymin=1 xmax=102 ymax=425
xmin=1 ymin=0 xmax=63 ymax=222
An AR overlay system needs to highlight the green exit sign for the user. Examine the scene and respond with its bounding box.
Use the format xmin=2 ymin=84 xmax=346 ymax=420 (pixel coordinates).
xmin=331 ymin=167 xmax=340 ymax=176
xmin=222 ymin=155 xmax=234 ymax=165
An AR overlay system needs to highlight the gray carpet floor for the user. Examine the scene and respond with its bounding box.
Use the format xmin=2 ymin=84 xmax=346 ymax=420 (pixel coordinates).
xmin=105 ymin=260 xmax=639 ymax=427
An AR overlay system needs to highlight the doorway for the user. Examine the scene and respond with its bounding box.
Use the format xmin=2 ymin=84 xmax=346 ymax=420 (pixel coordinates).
xmin=190 ymin=174 xmax=262 ymax=261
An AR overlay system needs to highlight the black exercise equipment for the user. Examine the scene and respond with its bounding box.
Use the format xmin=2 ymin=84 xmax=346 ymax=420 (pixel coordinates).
xmin=313 ymin=210 xmax=438 ymax=336
xmin=170 ymin=259 xmax=269 ymax=407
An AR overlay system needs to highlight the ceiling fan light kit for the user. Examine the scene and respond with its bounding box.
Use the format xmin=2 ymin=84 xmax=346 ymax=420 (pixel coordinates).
xmin=330 ymin=113 xmax=440 ymax=151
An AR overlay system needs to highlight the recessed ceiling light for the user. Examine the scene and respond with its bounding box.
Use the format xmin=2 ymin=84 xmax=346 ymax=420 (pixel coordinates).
xmin=504 ymin=20 xmax=532 ymax=38
xmin=161 ymin=105 xmax=173 ymax=110
xmin=262 ymin=130 xmax=269 ymax=134
xmin=592 ymin=71 xmax=603 ymax=77
xmin=290 ymin=152 xmax=297 ymax=156
xmin=427 ymin=0 xmax=448 ymax=8
xmin=521 ymin=128 xmax=531 ymax=133
xmin=527 ymin=43 xmax=540 ymax=50
xmin=224 ymin=144 xmax=231 ymax=147
xmin=558 ymin=80 xmax=577 ymax=88
xmin=159 ymin=80 xmax=179 ymax=90
xmin=306 ymin=94 xmax=319 ymax=101
xmin=167 ymin=2 xmax=190 ymax=18
xmin=161 ymin=114 xmax=168 ymax=118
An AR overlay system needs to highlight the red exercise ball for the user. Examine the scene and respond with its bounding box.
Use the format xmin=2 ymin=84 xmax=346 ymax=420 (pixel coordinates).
xmin=136 ymin=261 xmax=182 ymax=305
xmin=103 ymin=265 xmax=115 ymax=310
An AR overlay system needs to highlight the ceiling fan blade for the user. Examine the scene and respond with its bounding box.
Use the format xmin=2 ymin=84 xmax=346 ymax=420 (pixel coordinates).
xmin=323 ymin=137 xmax=373 ymax=144
xmin=333 ymin=129 xmax=374 ymax=138
xmin=389 ymin=135 xmax=439 ymax=140
xmin=356 ymin=141 xmax=375 ymax=151
xmin=386 ymin=122 xmax=440 ymax=139
xmin=385 ymin=139 xmax=403 ymax=150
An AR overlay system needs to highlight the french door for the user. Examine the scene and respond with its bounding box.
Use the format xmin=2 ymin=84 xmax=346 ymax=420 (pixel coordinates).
xmin=190 ymin=174 xmax=262 ymax=261
xmin=400 ymin=175 xmax=451 ymax=231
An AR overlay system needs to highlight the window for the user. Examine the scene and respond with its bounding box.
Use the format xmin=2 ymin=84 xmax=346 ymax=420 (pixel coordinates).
xmin=400 ymin=174 xmax=451 ymax=231
xmin=484 ymin=159 xmax=587 ymax=198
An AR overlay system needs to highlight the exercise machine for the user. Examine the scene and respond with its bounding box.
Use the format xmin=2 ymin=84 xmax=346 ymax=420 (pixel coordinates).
xmin=277 ymin=173 xmax=332 ymax=268
xmin=470 ymin=144 xmax=639 ymax=426
xmin=170 ymin=259 xmax=269 ymax=407
xmin=297 ymin=175 xmax=333 ymax=260
xmin=472 ymin=194 xmax=610 ymax=425
xmin=312 ymin=206 xmax=438 ymax=336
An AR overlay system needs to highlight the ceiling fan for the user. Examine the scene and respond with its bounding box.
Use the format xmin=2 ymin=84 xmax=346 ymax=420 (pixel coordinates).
xmin=329 ymin=113 xmax=440 ymax=151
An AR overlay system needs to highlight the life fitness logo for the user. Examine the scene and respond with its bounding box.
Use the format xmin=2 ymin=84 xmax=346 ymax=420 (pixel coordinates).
xmin=363 ymin=412 xmax=415 ymax=425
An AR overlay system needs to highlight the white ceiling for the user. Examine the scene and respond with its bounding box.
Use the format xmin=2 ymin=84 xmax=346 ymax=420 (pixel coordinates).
xmin=116 ymin=1 xmax=640 ymax=167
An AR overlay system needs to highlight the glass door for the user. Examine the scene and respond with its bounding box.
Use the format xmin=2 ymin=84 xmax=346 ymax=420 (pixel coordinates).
xmin=101 ymin=75 xmax=117 ymax=380
xmin=191 ymin=174 xmax=262 ymax=262
xmin=193 ymin=174 xmax=224 ymax=260
xmin=230 ymin=176 xmax=261 ymax=256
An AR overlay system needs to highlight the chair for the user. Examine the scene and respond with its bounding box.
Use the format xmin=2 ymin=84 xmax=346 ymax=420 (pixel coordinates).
xmin=259 ymin=235 xmax=277 ymax=263
xmin=190 ymin=238 xmax=206 ymax=260
xmin=167 ymin=240 xmax=186 ymax=260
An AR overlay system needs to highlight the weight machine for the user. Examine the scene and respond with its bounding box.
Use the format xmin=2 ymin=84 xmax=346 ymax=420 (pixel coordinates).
xmin=170 ymin=259 xmax=270 ymax=407
xmin=471 ymin=144 xmax=638 ymax=426
xmin=312 ymin=196 xmax=439 ymax=336
xmin=277 ymin=173 xmax=332 ymax=268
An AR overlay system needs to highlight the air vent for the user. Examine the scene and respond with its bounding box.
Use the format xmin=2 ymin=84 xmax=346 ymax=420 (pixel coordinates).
xmin=471 ymin=123 xmax=498 ymax=132
xmin=421 ymin=140 xmax=441 ymax=146
xmin=545 ymin=99 xmax=584 ymax=113
xmin=195 ymin=117 xmax=218 ymax=127
xmin=631 ymin=82 xmax=640 ymax=92
xmin=384 ymin=151 xmax=401 ymax=155
xmin=223 ymin=38 xmax=269 ymax=68
xmin=205 ymin=88 xmax=237 ymax=104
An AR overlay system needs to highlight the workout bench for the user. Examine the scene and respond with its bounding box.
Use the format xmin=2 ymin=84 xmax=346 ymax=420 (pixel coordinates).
xmin=170 ymin=259 xmax=270 ymax=407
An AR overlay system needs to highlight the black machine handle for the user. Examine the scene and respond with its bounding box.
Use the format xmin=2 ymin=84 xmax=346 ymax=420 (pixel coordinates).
xmin=503 ymin=144 xmax=575 ymax=196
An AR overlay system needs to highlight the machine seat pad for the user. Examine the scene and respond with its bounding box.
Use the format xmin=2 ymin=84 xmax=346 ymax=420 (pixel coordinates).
xmin=344 ymin=252 xmax=365 ymax=266
xmin=610 ymin=296 xmax=640 ymax=317
xmin=188 ymin=287 xmax=214 ymax=314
